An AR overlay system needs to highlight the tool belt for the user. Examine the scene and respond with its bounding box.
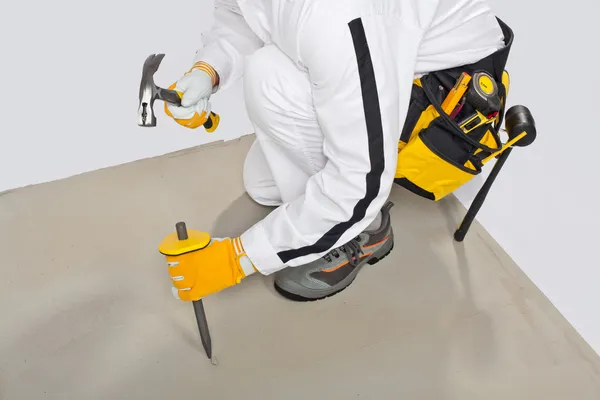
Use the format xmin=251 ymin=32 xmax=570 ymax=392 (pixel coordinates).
xmin=394 ymin=18 xmax=515 ymax=201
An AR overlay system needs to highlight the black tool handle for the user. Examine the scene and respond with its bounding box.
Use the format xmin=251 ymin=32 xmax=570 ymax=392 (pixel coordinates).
xmin=454 ymin=148 xmax=512 ymax=242
xmin=203 ymin=111 xmax=219 ymax=131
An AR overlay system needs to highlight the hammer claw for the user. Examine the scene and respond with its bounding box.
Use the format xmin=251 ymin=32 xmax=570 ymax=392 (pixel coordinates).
xmin=144 ymin=53 xmax=166 ymax=75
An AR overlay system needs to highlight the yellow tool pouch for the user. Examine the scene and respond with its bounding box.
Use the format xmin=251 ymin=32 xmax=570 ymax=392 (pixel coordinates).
xmin=394 ymin=18 xmax=515 ymax=201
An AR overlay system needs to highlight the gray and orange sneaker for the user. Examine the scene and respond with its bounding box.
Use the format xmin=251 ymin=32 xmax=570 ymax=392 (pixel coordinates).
xmin=274 ymin=201 xmax=395 ymax=301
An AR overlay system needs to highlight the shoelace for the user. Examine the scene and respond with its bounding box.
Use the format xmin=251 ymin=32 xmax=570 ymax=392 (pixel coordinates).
xmin=323 ymin=236 xmax=363 ymax=267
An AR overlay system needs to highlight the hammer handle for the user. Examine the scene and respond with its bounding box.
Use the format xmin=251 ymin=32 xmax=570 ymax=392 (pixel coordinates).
xmin=159 ymin=88 xmax=220 ymax=132
xmin=158 ymin=88 xmax=182 ymax=107
xmin=203 ymin=111 xmax=220 ymax=132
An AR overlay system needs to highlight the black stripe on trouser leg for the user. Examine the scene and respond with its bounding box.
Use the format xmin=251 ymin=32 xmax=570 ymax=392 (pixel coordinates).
xmin=277 ymin=18 xmax=385 ymax=264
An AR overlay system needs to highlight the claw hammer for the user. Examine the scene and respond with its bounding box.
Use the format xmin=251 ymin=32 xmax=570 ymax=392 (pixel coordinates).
xmin=137 ymin=53 xmax=220 ymax=131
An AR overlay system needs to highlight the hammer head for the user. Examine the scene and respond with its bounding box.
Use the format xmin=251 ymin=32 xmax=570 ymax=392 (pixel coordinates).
xmin=137 ymin=54 xmax=163 ymax=127
xmin=138 ymin=54 xmax=182 ymax=127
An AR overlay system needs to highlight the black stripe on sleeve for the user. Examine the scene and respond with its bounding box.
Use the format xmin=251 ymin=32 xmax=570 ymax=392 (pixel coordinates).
xmin=277 ymin=18 xmax=386 ymax=264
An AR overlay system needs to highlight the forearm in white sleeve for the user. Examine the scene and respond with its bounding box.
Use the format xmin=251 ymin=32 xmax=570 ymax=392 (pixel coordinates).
xmin=241 ymin=16 xmax=407 ymax=275
xmin=193 ymin=0 xmax=264 ymax=91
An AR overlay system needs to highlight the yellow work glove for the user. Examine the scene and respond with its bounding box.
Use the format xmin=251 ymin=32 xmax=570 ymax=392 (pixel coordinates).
xmin=164 ymin=61 xmax=219 ymax=129
xmin=159 ymin=230 xmax=257 ymax=301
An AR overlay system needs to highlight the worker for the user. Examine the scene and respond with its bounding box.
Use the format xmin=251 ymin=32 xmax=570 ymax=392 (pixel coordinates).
xmin=163 ymin=0 xmax=509 ymax=302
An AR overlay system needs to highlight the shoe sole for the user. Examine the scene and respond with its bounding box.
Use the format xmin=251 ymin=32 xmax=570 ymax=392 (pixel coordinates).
xmin=274 ymin=240 xmax=395 ymax=302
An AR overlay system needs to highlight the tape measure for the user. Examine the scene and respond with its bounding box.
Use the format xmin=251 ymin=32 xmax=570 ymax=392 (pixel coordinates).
xmin=467 ymin=71 xmax=501 ymax=117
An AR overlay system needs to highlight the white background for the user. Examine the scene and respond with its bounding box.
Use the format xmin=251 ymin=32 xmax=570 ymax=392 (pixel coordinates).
xmin=1 ymin=0 xmax=598 ymax=355
xmin=0 ymin=0 xmax=254 ymax=192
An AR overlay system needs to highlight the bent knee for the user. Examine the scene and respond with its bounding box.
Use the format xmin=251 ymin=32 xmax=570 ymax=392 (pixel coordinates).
xmin=244 ymin=182 xmax=282 ymax=207
xmin=243 ymin=173 xmax=282 ymax=207
xmin=244 ymin=45 xmax=312 ymax=119
xmin=243 ymin=142 xmax=283 ymax=207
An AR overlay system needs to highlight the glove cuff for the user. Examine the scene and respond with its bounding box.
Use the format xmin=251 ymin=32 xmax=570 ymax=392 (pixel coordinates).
xmin=191 ymin=61 xmax=219 ymax=89
xmin=232 ymin=237 xmax=258 ymax=277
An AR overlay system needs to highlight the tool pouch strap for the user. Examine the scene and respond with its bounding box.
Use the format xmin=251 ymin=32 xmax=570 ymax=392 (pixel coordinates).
xmin=394 ymin=18 xmax=514 ymax=201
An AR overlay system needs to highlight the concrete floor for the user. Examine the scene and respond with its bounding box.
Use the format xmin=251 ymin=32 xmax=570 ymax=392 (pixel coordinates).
xmin=1 ymin=134 xmax=599 ymax=400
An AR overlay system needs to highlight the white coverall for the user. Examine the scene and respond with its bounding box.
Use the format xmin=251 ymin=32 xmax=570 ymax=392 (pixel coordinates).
xmin=195 ymin=0 xmax=506 ymax=275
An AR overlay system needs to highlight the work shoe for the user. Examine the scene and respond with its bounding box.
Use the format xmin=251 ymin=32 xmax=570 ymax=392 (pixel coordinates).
xmin=274 ymin=201 xmax=395 ymax=301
